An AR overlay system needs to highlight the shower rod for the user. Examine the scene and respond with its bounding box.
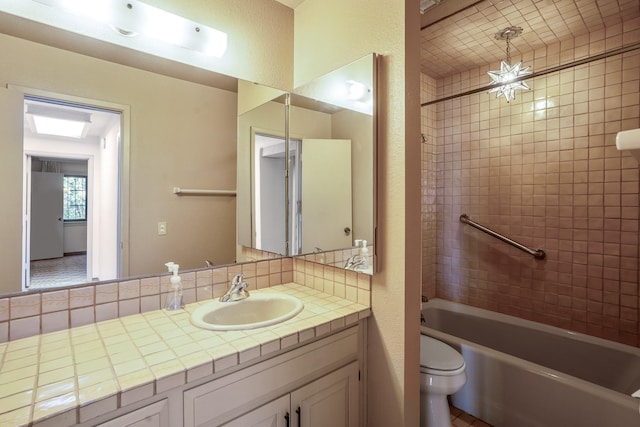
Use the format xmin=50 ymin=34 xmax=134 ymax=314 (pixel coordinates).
xmin=460 ymin=214 xmax=546 ymax=260
xmin=422 ymin=41 xmax=640 ymax=106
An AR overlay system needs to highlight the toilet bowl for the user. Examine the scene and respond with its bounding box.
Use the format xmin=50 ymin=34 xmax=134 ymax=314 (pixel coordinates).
xmin=420 ymin=335 xmax=467 ymax=427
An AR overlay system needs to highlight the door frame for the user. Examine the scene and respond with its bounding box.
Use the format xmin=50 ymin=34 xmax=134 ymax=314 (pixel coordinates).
xmin=15 ymin=86 xmax=130 ymax=290
xmin=24 ymin=153 xmax=94 ymax=287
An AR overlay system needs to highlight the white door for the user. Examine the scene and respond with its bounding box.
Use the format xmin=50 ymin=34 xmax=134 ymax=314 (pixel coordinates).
xmin=30 ymin=171 xmax=64 ymax=260
xmin=291 ymin=362 xmax=359 ymax=427
xmin=300 ymin=139 xmax=352 ymax=253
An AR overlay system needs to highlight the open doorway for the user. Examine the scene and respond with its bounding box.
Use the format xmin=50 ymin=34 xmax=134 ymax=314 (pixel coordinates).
xmin=253 ymin=133 xmax=301 ymax=256
xmin=22 ymin=96 xmax=122 ymax=290
xmin=252 ymin=133 xmax=354 ymax=257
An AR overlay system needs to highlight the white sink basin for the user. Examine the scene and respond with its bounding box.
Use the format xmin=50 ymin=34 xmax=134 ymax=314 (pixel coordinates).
xmin=190 ymin=293 xmax=304 ymax=331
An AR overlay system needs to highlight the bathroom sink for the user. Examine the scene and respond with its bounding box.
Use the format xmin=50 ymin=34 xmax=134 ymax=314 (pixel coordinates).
xmin=190 ymin=293 xmax=304 ymax=331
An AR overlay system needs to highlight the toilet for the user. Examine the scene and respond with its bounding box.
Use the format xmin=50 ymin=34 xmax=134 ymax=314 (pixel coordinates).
xmin=420 ymin=335 xmax=467 ymax=427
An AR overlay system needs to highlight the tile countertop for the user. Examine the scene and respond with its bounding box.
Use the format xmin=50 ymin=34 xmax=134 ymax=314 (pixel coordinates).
xmin=0 ymin=283 xmax=370 ymax=426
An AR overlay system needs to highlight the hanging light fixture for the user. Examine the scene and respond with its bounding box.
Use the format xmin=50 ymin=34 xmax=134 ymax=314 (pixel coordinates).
xmin=487 ymin=26 xmax=531 ymax=103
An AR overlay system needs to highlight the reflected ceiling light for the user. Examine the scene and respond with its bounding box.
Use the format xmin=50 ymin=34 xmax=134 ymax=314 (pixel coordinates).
xmin=33 ymin=0 xmax=228 ymax=57
xmin=26 ymin=105 xmax=92 ymax=138
xmin=346 ymin=80 xmax=370 ymax=102
xmin=487 ymin=26 xmax=531 ymax=103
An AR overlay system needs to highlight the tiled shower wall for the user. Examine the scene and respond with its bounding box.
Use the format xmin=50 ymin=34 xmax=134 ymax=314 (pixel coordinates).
xmin=421 ymin=73 xmax=438 ymax=300
xmin=422 ymin=17 xmax=640 ymax=347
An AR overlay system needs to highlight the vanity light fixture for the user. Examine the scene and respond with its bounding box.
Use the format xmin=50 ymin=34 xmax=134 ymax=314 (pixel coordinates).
xmin=487 ymin=26 xmax=531 ymax=103
xmin=26 ymin=104 xmax=92 ymax=139
xmin=33 ymin=0 xmax=228 ymax=57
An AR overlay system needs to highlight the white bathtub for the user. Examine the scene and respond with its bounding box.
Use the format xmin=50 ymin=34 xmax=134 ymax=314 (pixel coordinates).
xmin=420 ymin=298 xmax=640 ymax=427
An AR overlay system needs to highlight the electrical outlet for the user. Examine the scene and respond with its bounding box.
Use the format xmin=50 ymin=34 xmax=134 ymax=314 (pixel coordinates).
xmin=158 ymin=221 xmax=167 ymax=235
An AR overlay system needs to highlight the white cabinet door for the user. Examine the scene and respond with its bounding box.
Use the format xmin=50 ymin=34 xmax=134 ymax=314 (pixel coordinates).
xmin=222 ymin=395 xmax=290 ymax=427
xmin=291 ymin=362 xmax=359 ymax=427
xmin=300 ymin=139 xmax=352 ymax=254
xmin=96 ymin=399 xmax=169 ymax=427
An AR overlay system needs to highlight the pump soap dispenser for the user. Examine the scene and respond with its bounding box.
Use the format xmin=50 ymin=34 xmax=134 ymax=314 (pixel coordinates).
xmin=164 ymin=262 xmax=184 ymax=311
xmin=361 ymin=240 xmax=369 ymax=269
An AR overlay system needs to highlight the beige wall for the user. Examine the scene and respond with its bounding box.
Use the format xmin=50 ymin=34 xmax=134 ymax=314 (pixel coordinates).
xmin=295 ymin=0 xmax=422 ymax=425
xmin=0 ymin=0 xmax=294 ymax=91
xmin=143 ymin=0 xmax=295 ymax=89
xmin=0 ymin=86 xmax=24 ymax=294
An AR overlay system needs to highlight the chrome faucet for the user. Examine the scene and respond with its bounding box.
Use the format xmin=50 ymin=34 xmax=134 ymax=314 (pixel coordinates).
xmin=344 ymin=254 xmax=365 ymax=270
xmin=219 ymin=273 xmax=250 ymax=302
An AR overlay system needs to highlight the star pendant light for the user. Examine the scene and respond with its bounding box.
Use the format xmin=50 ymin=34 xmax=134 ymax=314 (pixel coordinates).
xmin=487 ymin=26 xmax=532 ymax=103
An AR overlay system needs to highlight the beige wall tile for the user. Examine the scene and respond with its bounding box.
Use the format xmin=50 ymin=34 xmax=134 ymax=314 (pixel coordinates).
xmin=10 ymin=294 xmax=41 ymax=319
xmin=10 ymin=317 xmax=40 ymax=341
xmin=41 ymin=312 xmax=69 ymax=334
xmin=69 ymin=287 xmax=94 ymax=309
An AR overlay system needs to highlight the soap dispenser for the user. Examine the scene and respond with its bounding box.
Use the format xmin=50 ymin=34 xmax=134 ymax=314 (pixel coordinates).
xmin=164 ymin=262 xmax=184 ymax=311
xmin=361 ymin=240 xmax=369 ymax=269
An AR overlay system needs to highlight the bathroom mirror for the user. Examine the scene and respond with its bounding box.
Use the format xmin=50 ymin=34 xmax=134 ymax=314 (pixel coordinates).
xmin=238 ymin=54 xmax=377 ymax=273
xmin=0 ymin=33 xmax=241 ymax=295
xmin=0 ymin=8 xmax=376 ymax=296
xmin=0 ymin=0 xmax=300 ymax=295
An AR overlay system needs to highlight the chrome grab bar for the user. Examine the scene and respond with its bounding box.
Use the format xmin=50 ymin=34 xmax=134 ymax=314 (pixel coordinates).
xmin=459 ymin=214 xmax=546 ymax=260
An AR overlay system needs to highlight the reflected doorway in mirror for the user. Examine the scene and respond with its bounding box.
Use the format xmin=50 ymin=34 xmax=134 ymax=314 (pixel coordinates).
xmin=22 ymin=96 xmax=123 ymax=290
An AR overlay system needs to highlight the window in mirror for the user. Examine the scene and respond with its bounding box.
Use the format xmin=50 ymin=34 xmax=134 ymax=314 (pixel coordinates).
xmin=63 ymin=175 xmax=88 ymax=221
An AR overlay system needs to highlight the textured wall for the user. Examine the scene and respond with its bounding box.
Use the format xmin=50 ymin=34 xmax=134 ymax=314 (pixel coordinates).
xmin=295 ymin=0 xmax=422 ymax=425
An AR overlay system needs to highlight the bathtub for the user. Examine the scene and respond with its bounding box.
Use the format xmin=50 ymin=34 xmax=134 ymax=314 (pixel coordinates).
xmin=421 ymin=298 xmax=640 ymax=427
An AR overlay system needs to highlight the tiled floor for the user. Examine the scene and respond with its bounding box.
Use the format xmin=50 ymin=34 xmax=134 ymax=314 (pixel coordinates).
xmin=30 ymin=254 xmax=87 ymax=289
xmin=451 ymin=405 xmax=493 ymax=427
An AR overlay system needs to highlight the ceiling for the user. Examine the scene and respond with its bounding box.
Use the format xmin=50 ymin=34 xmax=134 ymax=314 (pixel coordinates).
xmin=24 ymin=98 xmax=119 ymax=141
xmin=420 ymin=0 xmax=640 ymax=79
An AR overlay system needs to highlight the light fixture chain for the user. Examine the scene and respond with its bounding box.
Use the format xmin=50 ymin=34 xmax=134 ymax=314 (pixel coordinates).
xmin=506 ymin=34 xmax=511 ymax=64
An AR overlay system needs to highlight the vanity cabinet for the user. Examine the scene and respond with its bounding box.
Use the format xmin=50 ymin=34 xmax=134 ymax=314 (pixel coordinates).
xmin=95 ymin=399 xmax=170 ymax=427
xmin=291 ymin=361 xmax=359 ymax=427
xmin=223 ymin=362 xmax=359 ymax=427
xmin=222 ymin=395 xmax=290 ymax=427
xmin=184 ymin=326 xmax=361 ymax=427
xmin=73 ymin=325 xmax=362 ymax=427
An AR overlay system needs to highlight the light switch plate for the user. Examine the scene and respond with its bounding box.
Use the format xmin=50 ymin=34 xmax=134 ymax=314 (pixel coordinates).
xmin=158 ymin=221 xmax=167 ymax=235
